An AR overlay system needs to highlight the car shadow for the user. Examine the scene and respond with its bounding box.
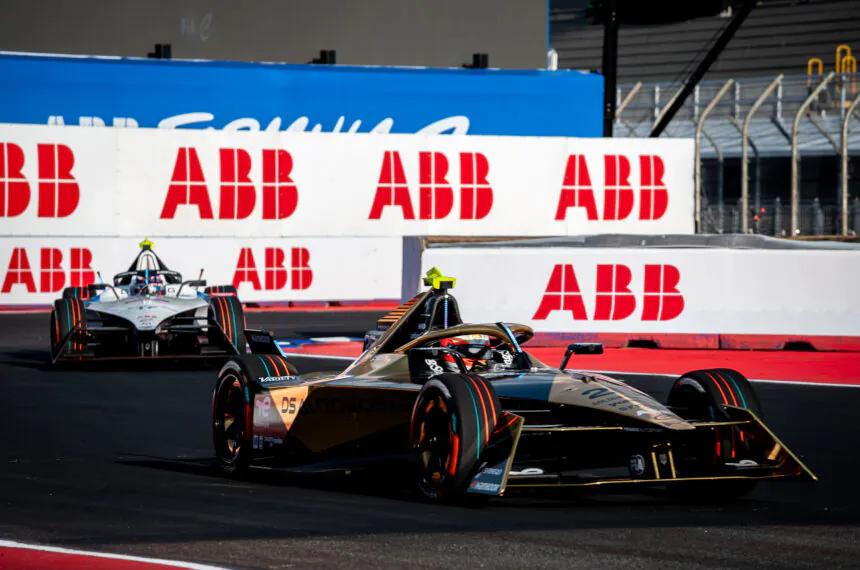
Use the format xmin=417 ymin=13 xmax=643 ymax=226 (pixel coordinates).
xmin=114 ymin=453 xmax=855 ymax=529
xmin=0 ymin=348 xmax=229 ymax=372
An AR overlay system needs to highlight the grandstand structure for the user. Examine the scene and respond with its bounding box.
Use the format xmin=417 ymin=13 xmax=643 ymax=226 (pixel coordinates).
xmin=552 ymin=0 xmax=860 ymax=235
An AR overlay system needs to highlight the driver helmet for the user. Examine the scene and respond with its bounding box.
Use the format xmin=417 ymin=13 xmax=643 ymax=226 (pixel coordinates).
xmin=130 ymin=275 xmax=147 ymax=296
xmin=146 ymin=274 xmax=165 ymax=296
xmin=440 ymin=334 xmax=492 ymax=370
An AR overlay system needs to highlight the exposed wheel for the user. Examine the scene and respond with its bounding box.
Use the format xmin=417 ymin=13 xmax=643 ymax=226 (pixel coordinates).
xmin=667 ymin=368 xmax=762 ymax=422
xmin=212 ymin=356 xmax=299 ymax=476
xmin=410 ymin=373 xmax=501 ymax=503
xmin=208 ymin=295 xmax=246 ymax=355
xmin=213 ymin=360 xmax=252 ymax=475
xmin=666 ymin=368 xmax=762 ymax=502
xmin=50 ymin=298 xmax=87 ymax=359
xmin=62 ymin=286 xmax=92 ymax=300
xmin=205 ymin=285 xmax=238 ymax=296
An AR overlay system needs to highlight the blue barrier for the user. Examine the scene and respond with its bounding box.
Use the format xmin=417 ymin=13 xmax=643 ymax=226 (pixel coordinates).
xmin=0 ymin=52 xmax=603 ymax=137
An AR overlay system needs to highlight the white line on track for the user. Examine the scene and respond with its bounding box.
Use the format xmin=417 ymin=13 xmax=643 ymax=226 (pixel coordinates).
xmin=280 ymin=353 xmax=860 ymax=389
xmin=0 ymin=540 xmax=230 ymax=569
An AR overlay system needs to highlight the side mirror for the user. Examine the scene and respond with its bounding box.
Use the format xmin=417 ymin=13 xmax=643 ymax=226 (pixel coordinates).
xmin=186 ymin=280 xmax=207 ymax=288
xmin=87 ymin=283 xmax=108 ymax=293
xmin=559 ymin=342 xmax=603 ymax=370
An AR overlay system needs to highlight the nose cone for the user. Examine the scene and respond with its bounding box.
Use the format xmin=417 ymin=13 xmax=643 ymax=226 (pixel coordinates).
xmin=551 ymin=372 xmax=695 ymax=430
xmin=492 ymin=371 xmax=693 ymax=431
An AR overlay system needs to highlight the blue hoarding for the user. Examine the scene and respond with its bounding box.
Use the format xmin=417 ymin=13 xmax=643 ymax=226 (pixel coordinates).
xmin=0 ymin=53 xmax=602 ymax=137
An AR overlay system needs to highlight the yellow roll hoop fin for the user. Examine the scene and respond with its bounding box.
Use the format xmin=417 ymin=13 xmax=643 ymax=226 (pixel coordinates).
xmin=423 ymin=267 xmax=456 ymax=290
xmin=139 ymin=237 xmax=154 ymax=250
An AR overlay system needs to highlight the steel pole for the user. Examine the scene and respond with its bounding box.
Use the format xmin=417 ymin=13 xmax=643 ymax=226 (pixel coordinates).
xmin=841 ymin=92 xmax=860 ymax=235
xmin=741 ymin=75 xmax=782 ymax=233
xmin=702 ymin=130 xmax=725 ymax=232
xmin=601 ymin=0 xmax=619 ymax=137
xmin=649 ymin=0 xmax=756 ymax=137
xmin=695 ymin=80 xmax=734 ymax=232
xmin=792 ymin=71 xmax=835 ymax=235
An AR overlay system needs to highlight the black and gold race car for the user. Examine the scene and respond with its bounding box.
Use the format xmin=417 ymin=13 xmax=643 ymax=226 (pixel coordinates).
xmin=212 ymin=268 xmax=816 ymax=503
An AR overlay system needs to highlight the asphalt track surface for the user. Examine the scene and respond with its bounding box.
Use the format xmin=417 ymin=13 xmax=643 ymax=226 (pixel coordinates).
xmin=2 ymin=312 xmax=860 ymax=570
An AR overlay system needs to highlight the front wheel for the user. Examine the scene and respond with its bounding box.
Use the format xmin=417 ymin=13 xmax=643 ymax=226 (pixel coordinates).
xmin=410 ymin=373 xmax=501 ymax=503
xmin=666 ymin=368 xmax=762 ymax=502
xmin=50 ymin=298 xmax=87 ymax=360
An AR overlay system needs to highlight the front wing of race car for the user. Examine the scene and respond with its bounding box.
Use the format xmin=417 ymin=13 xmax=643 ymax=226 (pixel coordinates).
xmin=463 ymin=405 xmax=817 ymax=497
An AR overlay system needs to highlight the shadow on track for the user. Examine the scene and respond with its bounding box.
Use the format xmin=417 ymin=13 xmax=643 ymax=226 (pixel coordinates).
xmin=113 ymin=452 xmax=857 ymax=530
xmin=0 ymin=348 xmax=233 ymax=373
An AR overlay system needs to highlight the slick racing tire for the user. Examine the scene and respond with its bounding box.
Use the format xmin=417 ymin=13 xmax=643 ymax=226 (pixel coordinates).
xmin=666 ymin=368 xmax=762 ymax=502
xmin=208 ymin=295 xmax=246 ymax=355
xmin=50 ymin=298 xmax=88 ymax=359
xmin=410 ymin=373 xmax=502 ymax=503
xmin=61 ymin=286 xmax=92 ymax=300
xmin=213 ymin=356 xmax=298 ymax=476
xmin=667 ymin=368 xmax=763 ymax=422
xmin=205 ymin=285 xmax=238 ymax=297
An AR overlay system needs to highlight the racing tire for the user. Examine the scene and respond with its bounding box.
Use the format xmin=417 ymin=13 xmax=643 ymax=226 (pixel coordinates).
xmin=208 ymin=295 xmax=246 ymax=355
xmin=667 ymin=368 xmax=763 ymax=422
xmin=62 ymin=286 xmax=92 ymax=300
xmin=666 ymin=368 xmax=762 ymax=503
xmin=212 ymin=356 xmax=298 ymax=476
xmin=50 ymin=298 xmax=87 ymax=359
xmin=205 ymin=285 xmax=238 ymax=297
xmin=410 ymin=372 xmax=502 ymax=503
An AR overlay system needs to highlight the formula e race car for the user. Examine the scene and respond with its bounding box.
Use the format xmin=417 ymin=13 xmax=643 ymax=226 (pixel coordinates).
xmin=50 ymin=239 xmax=246 ymax=362
xmin=211 ymin=268 xmax=816 ymax=503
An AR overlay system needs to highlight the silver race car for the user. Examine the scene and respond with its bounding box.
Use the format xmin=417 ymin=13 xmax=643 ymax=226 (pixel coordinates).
xmin=50 ymin=239 xmax=246 ymax=362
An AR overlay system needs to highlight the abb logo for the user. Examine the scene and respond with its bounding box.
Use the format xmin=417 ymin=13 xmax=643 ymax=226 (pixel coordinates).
xmin=232 ymin=247 xmax=313 ymax=291
xmin=533 ymin=264 xmax=684 ymax=321
xmin=1 ymin=248 xmax=95 ymax=294
xmin=555 ymin=155 xmax=669 ymax=221
xmin=160 ymin=148 xmax=299 ymax=220
xmin=0 ymin=143 xmax=80 ymax=218
xmin=369 ymin=151 xmax=493 ymax=220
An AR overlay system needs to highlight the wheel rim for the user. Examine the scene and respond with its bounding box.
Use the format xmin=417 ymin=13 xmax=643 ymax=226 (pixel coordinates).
xmin=214 ymin=373 xmax=246 ymax=464
xmin=414 ymin=392 xmax=455 ymax=494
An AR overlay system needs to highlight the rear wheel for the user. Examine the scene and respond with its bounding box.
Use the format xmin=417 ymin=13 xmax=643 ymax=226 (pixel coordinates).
xmin=213 ymin=361 xmax=252 ymax=475
xmin=410 ymin=373 xmax=501 ymax=503
xmin=212 ymin=356 xmax=299 ymax=476
xmin=666 ymin=368 xmax=762 ymax=502
xmin=208 ymin=295 xmax=246 ymax=355
xmin=50 ymin=298 xmax=87 ymax=359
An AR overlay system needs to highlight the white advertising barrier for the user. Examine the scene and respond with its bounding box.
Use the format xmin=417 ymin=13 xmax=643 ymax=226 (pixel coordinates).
xmin=419 ymin=247 xmax=860 ymax=339
xmin=0 ymin=237 xmax=401 ymax=306
xmin=0 ymin=123 xmax=694 ymax=237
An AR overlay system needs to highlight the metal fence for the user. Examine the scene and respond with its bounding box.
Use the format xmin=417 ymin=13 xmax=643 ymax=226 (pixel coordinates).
xmin=701 ymin=196 xmax=860 ymax=235
xmin=616 ymin=72 xmax=860 ymax=236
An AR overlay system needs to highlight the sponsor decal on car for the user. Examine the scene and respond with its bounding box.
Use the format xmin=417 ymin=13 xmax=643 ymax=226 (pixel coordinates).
xmin=258 ymin=375 xmax=301 ymax=383
xmin=629 ymin=455 xmax=646 ymax=477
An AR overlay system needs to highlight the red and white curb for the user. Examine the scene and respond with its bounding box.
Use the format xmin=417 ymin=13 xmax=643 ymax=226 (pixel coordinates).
xmin=0 ymin=540 xmax=229 ymax=570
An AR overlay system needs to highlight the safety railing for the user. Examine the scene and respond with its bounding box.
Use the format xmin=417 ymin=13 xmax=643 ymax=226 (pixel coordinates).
xmin=616 ymin=72 xmax=860 ymax=236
